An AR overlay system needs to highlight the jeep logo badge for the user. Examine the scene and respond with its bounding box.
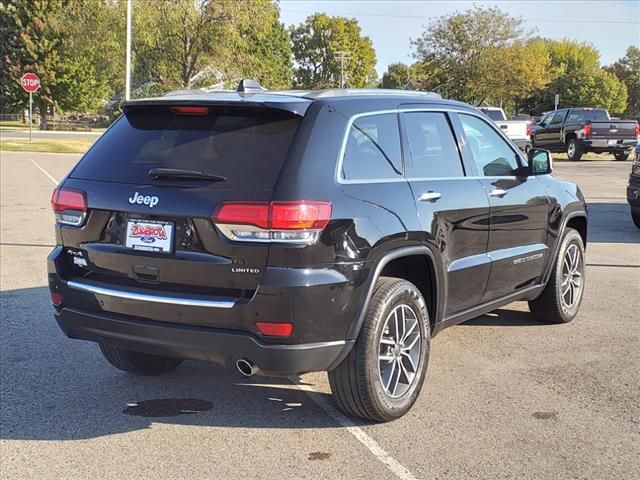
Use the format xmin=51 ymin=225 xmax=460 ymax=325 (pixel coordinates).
xmin=128 ymin=192 xmax=159 ymax=208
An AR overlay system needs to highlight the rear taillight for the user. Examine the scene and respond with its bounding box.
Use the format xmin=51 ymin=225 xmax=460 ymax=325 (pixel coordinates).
xmin=635 ymin=121 xmax=639 ymax=139
xmin=51 ymin=187 xmax=87 ymax=226
xmin=583 ymin=123 xmax=592 ymax=138
xmin=526 ymin=122 xmax=532 ymax=137
xmin=212 ymin=201 xmax=332 ymax=244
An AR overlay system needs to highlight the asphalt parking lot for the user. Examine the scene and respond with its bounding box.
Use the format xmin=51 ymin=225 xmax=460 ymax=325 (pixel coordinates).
xmin=1 ymin=151 xmax=638 ymax=480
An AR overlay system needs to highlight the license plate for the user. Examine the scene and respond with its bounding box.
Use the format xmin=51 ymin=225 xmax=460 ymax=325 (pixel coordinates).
xmin=608 ymin=139 xmax=618 ymax=145
xmin=125 ymin=220 xmax=174 ymax=253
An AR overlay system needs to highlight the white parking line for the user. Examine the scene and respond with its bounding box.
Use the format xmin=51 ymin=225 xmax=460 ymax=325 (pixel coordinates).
xmin=30 ymin=158 xmax=58 ymax=185
xmin=290 ymin=377 xmax=419 ymax=480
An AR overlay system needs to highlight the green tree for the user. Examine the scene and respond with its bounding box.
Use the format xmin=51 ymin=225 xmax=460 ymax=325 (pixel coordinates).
xmin=411 ymin=6 xmax=525 ymax=104
xmin=522 ymin=39 xmax=628 ymax=114
xmin=607 ymin=46 xmax=640 ymax=117
xmin=380 ymin=63 xmax=411 ymax=89
xmin=0 ymin=0 xmax=122 ymax=124
xmin=133 ymin=0 xmax=290 ymax=93
xmin=290 ymin=13 xmax=377 ymax=89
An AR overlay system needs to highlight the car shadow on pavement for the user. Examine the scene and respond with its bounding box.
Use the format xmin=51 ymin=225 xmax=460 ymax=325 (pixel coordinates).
xmin=0 ymin=287 xmax=347 ymax=442
xmin=586 ymin=202 xmax=639 ymax=244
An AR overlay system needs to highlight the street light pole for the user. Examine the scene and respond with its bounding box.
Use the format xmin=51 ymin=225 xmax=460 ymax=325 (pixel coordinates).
xmin=125 ymin=0 xmax=132 ymax=101
xmin=334 ymin=51 xmax=351 ymax=88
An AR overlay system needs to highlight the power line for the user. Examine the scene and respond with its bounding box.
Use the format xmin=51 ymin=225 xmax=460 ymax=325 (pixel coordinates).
xmin=281 ymin=9 xmax=640 ymax=25
xmin=334 ymin=51 xmax=352 ymax=88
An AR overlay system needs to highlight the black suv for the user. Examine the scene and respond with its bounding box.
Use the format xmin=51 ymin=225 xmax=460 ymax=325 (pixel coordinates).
xmin=48 ymin=84 xmax=588 ymax=422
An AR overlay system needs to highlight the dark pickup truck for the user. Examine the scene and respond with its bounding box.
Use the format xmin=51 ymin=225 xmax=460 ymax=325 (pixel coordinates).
xmin=531 ymin=108 xmax=639 ymax=161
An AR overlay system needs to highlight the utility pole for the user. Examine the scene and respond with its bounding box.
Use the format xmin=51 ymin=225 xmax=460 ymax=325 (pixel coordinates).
xmin=334 ymin=51 xmax=351 ymax=88
xmin=125 ymin=0 xmax=132 ymax=100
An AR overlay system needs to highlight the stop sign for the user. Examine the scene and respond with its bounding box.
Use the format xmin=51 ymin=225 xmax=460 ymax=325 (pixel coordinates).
xmin=20 ymin=73 xmax=41 ymax=93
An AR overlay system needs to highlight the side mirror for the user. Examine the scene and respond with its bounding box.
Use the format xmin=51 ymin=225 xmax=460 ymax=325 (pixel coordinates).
xmin=527 ymin=148 xmax=552 ymax=175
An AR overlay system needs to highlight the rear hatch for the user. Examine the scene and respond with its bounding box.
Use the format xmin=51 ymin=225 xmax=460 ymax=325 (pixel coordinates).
xmin=57 ymin=103 xmax=304 ymax=311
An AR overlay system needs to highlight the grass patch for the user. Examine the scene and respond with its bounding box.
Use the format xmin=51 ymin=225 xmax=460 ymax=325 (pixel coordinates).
xmin=0 ymin=120 xmax=30 ymax=129
xmin=0 ymin=138 xmax=94 ymax=154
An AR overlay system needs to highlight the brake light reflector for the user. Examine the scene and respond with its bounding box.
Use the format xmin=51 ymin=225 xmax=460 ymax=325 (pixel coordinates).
xmin=50 ymin=291 xmax=62 ymax=306
xmin=256 ymin=322 xmax=293 ymax=337
xmin=212 ymin=201 xmax=332 ymax=244
xmin=170 ymin=106 xmax=209 ymax=115
xmin=583 ymin=123 xmax=592 ymax=138
xmin=51 ymin=187 xmax=87 ymax=226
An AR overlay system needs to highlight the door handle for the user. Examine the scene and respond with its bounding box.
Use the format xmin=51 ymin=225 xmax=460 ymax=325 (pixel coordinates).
xmin=419 ymin=191 xmax=442 ymax=202
xmin=489 ymin=188 xmax=507 ymax=198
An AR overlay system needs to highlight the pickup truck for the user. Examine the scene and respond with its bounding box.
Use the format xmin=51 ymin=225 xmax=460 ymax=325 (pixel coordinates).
xmin=531 ymin=108 xmax=639 ymax=161
xmin=478 ymin=107 xmax=531 ymax=152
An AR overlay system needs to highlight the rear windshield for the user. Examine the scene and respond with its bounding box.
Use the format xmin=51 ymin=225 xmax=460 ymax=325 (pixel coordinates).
xmin=566 ymin=109 xmax=609 ymax=123
xmin=71 ymin=107 xmax=301 ymax=188
xmin=480 ymin=109 xmax=506 ymax=121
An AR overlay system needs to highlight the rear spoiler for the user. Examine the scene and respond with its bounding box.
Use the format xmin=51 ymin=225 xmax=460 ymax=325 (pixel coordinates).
xmin=121 ymin=94 xmax=311 ymax=117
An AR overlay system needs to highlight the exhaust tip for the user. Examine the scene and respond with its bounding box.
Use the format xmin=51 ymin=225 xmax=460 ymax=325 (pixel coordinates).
xmin=236 ymin=358 xmax=257 ymax=377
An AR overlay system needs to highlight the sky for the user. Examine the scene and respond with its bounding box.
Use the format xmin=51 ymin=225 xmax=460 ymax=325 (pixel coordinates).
xmin=279 ymin=0 xmax=640 ymax=76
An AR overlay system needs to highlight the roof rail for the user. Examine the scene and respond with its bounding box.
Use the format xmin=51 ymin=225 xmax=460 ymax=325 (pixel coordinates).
xmin=303 ymin=88 xmax=442 ymax=99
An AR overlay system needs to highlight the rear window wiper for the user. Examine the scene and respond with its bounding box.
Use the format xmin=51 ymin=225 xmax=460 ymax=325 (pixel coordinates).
xmin=147 ymin=168 xmax=227 ymax=182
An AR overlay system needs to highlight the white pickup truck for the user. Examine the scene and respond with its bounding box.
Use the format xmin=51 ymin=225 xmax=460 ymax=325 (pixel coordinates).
xmin=478 ymin=107 xmax=531 ymax=152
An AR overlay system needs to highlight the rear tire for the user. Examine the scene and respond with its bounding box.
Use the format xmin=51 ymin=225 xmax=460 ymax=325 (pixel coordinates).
xmin=529 ymin=228 xmax=585 ymax=324
xmin=632 ymin=212 xmax=640 ymax=229
xmin=99 ymin=344 xmax=183 ymax=375
xmin=614 ymin=152 xmax=629 ymax=161
xmin=566 ymin=139 xmax=583 ymax=161
xmin=328 ymin=277 xmax=430 ymax=422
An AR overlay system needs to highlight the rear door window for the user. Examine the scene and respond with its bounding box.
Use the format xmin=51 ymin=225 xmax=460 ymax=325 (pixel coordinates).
xmin=341 ymin=113 xmax=402 ymax=181
xmin=566 ymin=109 xmax=609 ymax=122
xmin=403 ymin=112 xmax=464 ymax=178
xmin=71 ymin=107 xmax=301 ymax=188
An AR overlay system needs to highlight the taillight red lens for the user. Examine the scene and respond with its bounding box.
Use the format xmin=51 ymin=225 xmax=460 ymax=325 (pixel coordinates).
xmin=583 ymin=123 xmax=592 ymax=137
xmin=171 ymin=106 xmax=208 ymax=115
xmin=214 ymin=202 xmax=270 ymax=229
xmin=255 ymin=322 xmax=293 ymax=337
xmin=50 ymin=291 xmax=62 ymax=306
xmin=212 ymin=201 xmax=332 ymax=243
xmin=635 ymin=121 xmax=639 ymax=138
xmin=526 ymin=122 xmax=532 ymax=137
xmin=51 ymin=187 xmax=87 ymax=226
xmin=270 ymin=201 xmax=332 ymax=230
xmin=51 ymin=187 xmax=87 ymax=213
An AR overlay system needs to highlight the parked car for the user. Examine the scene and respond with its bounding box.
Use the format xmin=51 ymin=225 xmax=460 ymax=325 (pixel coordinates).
xmin=531 ymin=108 xmax=639 ymax=161
xmin=48 ymin=83 xmax=588 ymax=422
xmin=478 ymin=106 xmax=531 ymax=152
xmin=628 ymin=144 xmax=640 ymax=228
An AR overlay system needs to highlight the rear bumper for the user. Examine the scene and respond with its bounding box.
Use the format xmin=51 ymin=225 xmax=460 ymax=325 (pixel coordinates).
xmin=55 ymin=307 xmax=353 ymax=376
xmin=583 ymin=139 xmax=637 ymax=152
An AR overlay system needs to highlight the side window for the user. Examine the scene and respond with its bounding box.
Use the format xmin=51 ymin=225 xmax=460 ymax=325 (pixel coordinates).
xmin=341 ymin=113 xmax=402 ymax=181
xmin=459 ymin=114 xmax=520 ymax=177
xmin=550 ymin=111 xmax=565 ymax=125
xmin=403 ymin=112 xmax=464 ymax=178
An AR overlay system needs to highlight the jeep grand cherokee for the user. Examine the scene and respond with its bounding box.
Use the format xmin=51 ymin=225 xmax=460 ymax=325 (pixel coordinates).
xmin=48 ymin=82 xmax=587 ymax=422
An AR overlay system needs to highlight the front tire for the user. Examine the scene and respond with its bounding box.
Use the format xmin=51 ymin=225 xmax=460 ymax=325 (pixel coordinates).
xmin=328 ymin=277 xmax=430 ymax=422
xmin=529 ymin=228 xmax=585 ymax=324
xmin=614 ymin=152 xmax=629 ymax=161
xmin=99 ymin=344 xmax=183 ymax=375
xmin=567 ymin=139 xmax=583 ymax=161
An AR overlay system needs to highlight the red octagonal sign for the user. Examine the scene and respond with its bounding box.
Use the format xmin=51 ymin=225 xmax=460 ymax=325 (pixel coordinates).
xmin=20 ymin=72 xmax=41 ymax=93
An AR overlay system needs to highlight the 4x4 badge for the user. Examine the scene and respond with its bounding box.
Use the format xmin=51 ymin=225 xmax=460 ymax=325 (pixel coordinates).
xmin=128 ymin=192 xmax=159 ymax=208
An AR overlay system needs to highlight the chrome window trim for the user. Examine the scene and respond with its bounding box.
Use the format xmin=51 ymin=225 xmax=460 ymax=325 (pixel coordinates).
xmin=67 ymin=279 xmax=236 ymax=309
xmin=336 ymin=106 xmax=525 ymax=185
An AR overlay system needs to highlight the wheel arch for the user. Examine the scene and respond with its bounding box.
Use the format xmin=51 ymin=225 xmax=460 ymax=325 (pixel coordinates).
xmin=541 ymin=210 xmax=588 ymax=287
xmin=345 ymin=246 xmax=444 ymax=343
